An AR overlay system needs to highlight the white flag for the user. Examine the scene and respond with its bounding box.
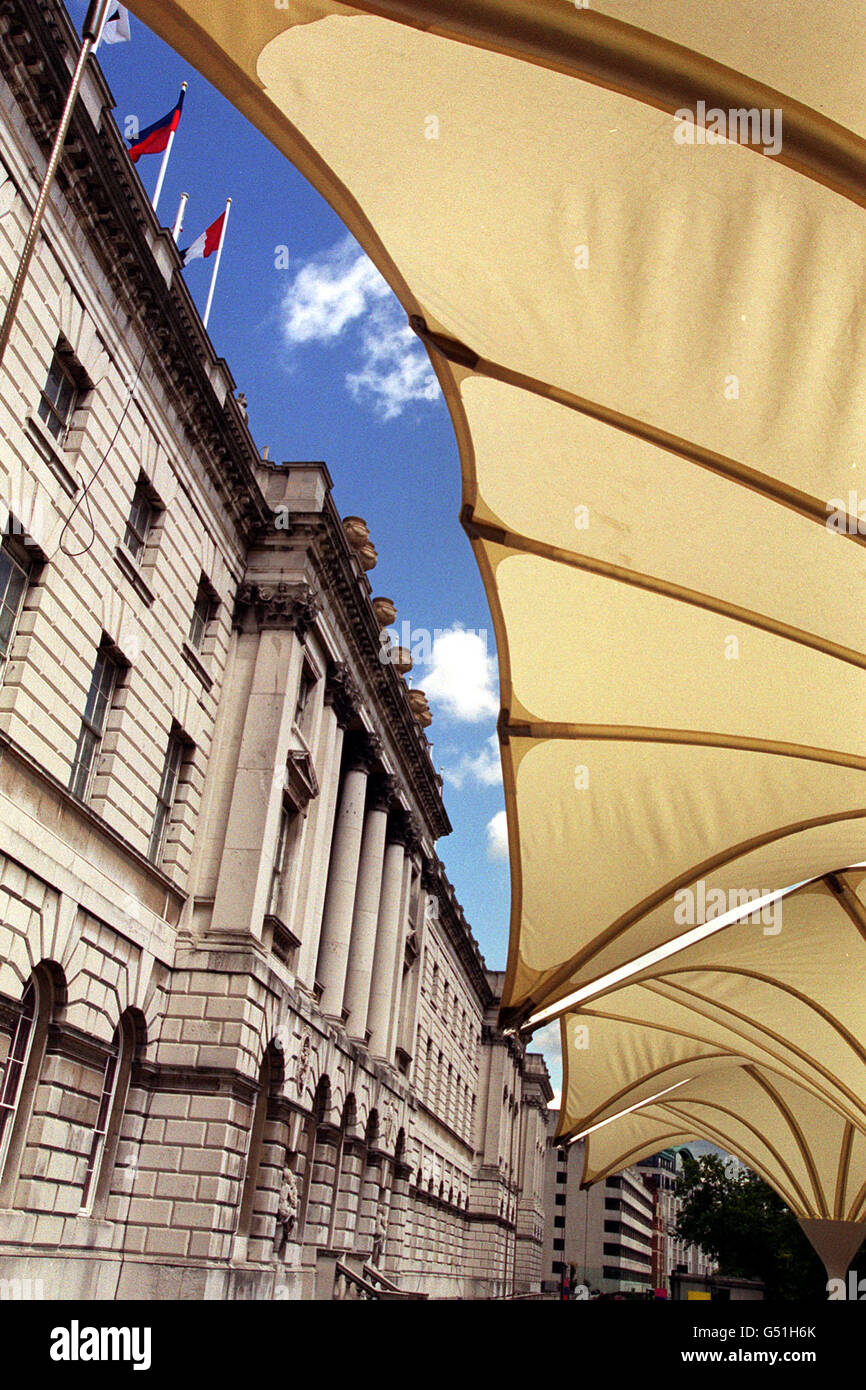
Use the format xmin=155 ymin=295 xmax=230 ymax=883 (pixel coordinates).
xmin=102 ymin=5 xmax=131 ymax=44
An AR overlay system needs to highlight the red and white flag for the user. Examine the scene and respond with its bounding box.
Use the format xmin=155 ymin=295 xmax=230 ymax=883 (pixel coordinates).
xmin=181 ymin=211 xmax=226 ymax=266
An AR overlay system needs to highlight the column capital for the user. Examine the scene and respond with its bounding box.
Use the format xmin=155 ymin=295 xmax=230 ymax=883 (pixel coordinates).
xmin=325 ymin=660 xmax=360 ymax=729
xmin=369 ymin=772 xmax=400 ymax=814
xmin=344 ymin=730 xmax=383 ymax=775
xmin=234 ymin=581 xmax=321 ymax=640
xmin=388 ymin=807 xmax=421 ymax=851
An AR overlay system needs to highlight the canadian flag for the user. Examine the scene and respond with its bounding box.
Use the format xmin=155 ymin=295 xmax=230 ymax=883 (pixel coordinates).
xmin=181 ymin=211 xmax=227 ymax=266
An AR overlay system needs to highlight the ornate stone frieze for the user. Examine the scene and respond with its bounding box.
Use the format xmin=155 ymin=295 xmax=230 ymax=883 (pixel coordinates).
xmin=233 ymin=581 xmax=321 ymax=639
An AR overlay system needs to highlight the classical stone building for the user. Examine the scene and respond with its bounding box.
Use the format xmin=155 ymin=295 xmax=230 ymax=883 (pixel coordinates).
xmin=0 ymin=0 xmax=550 ymax=1299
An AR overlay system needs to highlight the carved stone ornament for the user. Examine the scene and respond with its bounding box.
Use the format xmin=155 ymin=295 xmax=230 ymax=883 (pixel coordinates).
xmin=295 ymin=1034 xmax=312 ymax=1095
xmin=234 ymin=581 xmax=321 ymax=640
xmin=357 ymin=542 xmax=378 ymax=572
xmin=371 ymin=596 xmax=397 ymax=630
xmin=345 ymin=730 xmax=384 ymax=775
xmin=342 ymin=516 xmax=378 ymax=572
xmin=324 ymin=660 xmax=360 ymax=730
xmin=369 ymin=772 xmax=399 ymax=814
xmin=381 ymin=1098 xmax=398 ymax=1148
xmin=342 ymin=515 xmax=370 ymax=550
xmin=407 ymin=689 xmax=433 ymax=728
xmin=392 ymin=646 xmax=413 ymax=675
xmin=275 ymin=1155 xmax=301 ymax=1253
xmin=388 ymin=806 xmax=421 ymax=851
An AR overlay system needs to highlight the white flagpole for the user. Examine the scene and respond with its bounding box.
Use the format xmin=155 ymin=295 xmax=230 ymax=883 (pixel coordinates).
xmin=203 ymin=198 xmax=231 ymax=331
xmin=172 ymin=192 xmax=188 ymax=244
xmin=151 ymin=81 xmax=186 ymax=217
xmin=0 ymin=0 xmax=111 ymax=374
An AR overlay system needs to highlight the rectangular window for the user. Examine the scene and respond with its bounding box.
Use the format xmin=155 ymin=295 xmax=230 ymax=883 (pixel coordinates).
xmin=0 ymin=536 xmax=31 ymax=673
xmin=188 ymin=575 xmax=216 ymax=651
xmin=556 ymin=1171 xmax=567 ymax=1184
xmin=70 ymin=642 xmax=121 ymax=801
xmin=553 ymin=1238 xmax=564 ymax=1251
xmin=268 ymin=801 xmax=298 ymax=917
xmin=123 ymin=478 xmax=156 ymax=563
xmin=294 ymin=662 xmax=316 ymax=725
xmin=554 ymin=1216 xmax=565 ymax=1229
xmin=38 ymin=349 xmax=78 ymax=444
xmin=554 ymin=1193 xmax=566 ymax=1207
xmin=148 ymin=728 xmax=186 ymax=862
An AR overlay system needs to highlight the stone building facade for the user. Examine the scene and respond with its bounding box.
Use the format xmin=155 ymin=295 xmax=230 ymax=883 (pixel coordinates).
xmin=0 ymin=0 xmax=550 ymax=1300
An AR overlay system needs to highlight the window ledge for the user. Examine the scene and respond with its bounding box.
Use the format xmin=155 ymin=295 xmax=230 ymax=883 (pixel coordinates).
xmin=25 ymin=413 xmax=79 ymax=497
xmin=181 ymin=639 xmax=214 ymax=691
xmin=113 ymin=542 xmax=155 ymax=607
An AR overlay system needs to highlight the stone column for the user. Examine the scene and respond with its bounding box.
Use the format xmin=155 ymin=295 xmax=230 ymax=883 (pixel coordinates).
xmin=342 ymin=774 xmax=396 ymax=1040
xmin=295 ymin=663 xmax=357 ymax=989
xmin=365 ymin=812 xmax=412 ymax=1060
xmin=316 ymin=732 xmax=381 ymax=1020
xmin=212 ymin=603 xmax=313 ymax=939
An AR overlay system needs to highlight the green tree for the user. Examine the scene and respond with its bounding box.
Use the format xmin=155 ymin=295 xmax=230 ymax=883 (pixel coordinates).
xmin=673 ymin=1152 xmax=830 ymax=1300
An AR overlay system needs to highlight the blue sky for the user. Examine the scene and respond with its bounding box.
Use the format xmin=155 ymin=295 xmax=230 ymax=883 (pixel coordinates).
xmin=66 ymin=4 xmax=551 ymax=1078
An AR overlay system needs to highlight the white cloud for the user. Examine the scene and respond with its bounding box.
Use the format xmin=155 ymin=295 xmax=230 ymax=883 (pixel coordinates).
xmin=347 ymin=299 xmax=440 ymax=420
xmin=532 ymin=1021 xmax=563 ymax=1056
xmin=547 ymin=1089 xmax=562 ymax=1111
xmin=281 ymin=236 xmax=390 ymax=342
xmin=280 ymin=236 xmax=439 ymax=418
xmin=447 ymin=731 xmax=503 ymax=790
xmin=421 ymin=626 xmax=499 ymax=723
xmin=486 ymin=809 xmax=509 ymax=861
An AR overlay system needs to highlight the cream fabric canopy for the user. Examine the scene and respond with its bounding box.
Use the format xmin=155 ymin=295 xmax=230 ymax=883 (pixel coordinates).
xmin=575 ymin=1062 xmax=866 ymax=1225
xmin=558 ymin=873 xmax=866 ymax=1145
xmin=125 ymin=1 xmax=866 ymax=1219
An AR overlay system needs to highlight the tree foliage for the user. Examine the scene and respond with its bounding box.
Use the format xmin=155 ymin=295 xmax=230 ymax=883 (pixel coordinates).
xmin=673 ymin=1152 xmax=828 ymax=1300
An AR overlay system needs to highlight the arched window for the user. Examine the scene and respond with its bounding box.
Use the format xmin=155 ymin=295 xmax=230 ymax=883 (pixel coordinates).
xmin=0 ymin=967 xmax=57 ymax=1204
xmin=80 ymin=1011 xmax=137 ymax=1216
xmin=0 ymin=978 xmax=38 ymax=1180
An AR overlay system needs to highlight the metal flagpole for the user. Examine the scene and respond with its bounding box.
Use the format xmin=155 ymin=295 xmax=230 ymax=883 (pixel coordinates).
xmin=202 ymin=198 xmax=231 ymax=331
xmin=171 ymin=192 xmax=188 ymax=244
xmin=151 ymin=82 xmax=187 ymax=216
xmin=92 ymin=5 xmax=110 ymax=53
xmin=0 ymin=0 xmax=111 ymax=374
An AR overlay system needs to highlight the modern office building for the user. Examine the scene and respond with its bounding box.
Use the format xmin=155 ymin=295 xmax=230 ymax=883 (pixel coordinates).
xmin=542 ymin=1123 xmax=712 ymax=1296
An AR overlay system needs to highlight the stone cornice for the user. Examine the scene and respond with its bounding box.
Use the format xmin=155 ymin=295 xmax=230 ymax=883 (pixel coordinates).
xmin=425 ymin=863 xmax=493 ymax=1005
xmin=0 ymin=0 xmax=271 ymax=542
